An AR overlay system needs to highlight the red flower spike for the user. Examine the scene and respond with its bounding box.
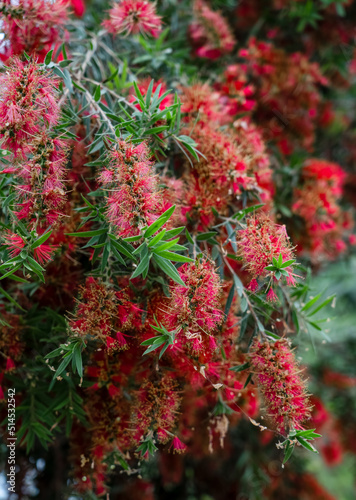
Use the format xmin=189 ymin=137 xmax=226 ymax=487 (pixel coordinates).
xmin=238 ymin=213 xmax=297 ymax=287
xmin=99 ymin=140 xmax=161 ymax=237
xmin=165 ymin=259 xmax=223 ymax=349
xmin=250 ymin=338 xmax=312 ymax=434
xmin=189 ymin=0 xmax=235 ymax=60
xmin=103 ymin=0 xmax=162 ymax=38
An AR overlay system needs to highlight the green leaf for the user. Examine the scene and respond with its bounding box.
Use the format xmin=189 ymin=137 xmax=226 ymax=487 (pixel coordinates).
xmin=66 ymin=228 xmax=108 ymax=238
xmin=145 ymin=79 xmax=154 ymax=106
xmin=244 ymin=373 xmax=253 ymax=389
xmin=109 ymin=236 xmax=136 ymax=261
xmin=283 ymin=441 xmax=295 ymax=464
xmin=144 ymin=205 xmax=175 ymax=238
xmin=185 ymin=228 xmax=194 ymax=244
xmin=26 ymin=256 xmax=45 ymax=272
xmin=30 ymin=230 xmax=52 ymax=250
xmin=52 ymin=355 xmax=71 ymax=381
xmin=229 ymin=362 xmax=250 ymax=372
xmin=94 ymin=84 xmax=101 ymax=102
xmin=44 ymin=49 xmax=53 ymax=65
xmin=0 ymin=287 xmax=26 ymax=311
xmin=308 ymin=295 xmax=335 ymax=316
xmin=153 ymin=250 xmax=193 ymax=263
xmin=148 ymin=229 xmax=166 ymax=247
xmin=140 ymin=336 xmax=162 ymax=346
xmin=74 ymin=346 xmax=83 ymax=378
xmin=152 ymin=237 xmax=179 ymax=252
xmin=164 ymin=227 xmax=184 ymax=239
xmin=277 ymin=253 xmax=283 ymax=267
xmin=153 ymin=254 xmax=186 ymax=286
xmin=143 ymin=126 xmax=169 ymax=135
xmin=296 ymin=436 xmax=318 ymax=453
xmin=301 ymin=293 xmax=322 ymax=312
xmin=131 ymin=252 xmax=151 ymax=279
xmin=196 ymin=231 xmax=218 ymax=241
xmin=0 ymin=263 xmax=22 ymax=281
xmin=280 ymin=259 xmax=296 ymax=268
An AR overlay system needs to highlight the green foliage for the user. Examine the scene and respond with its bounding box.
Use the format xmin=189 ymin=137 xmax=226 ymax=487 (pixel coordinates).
xmin=141 ymin=318 xmax=176 ymax=358
xmin=282 ymin=428 xmax=321 ymax=464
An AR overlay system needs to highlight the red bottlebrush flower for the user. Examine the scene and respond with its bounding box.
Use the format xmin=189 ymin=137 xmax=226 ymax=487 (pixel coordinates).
xmin=250 ymin=338 xmax=311 ymax=434
xmin=12 ymin=134 xmax=68 ymax=227
xmin=165 ymin=259 xmax=223 ymax=349
xmin=181 ymin=120 xmax=256 ymax=227
xmin=238 ymin=38 xmax=328 ymax=153
xmin=3 ymin=231 xmax=26 ymax=257
xmin=0 ymin=385 xmax=4 ymax=401
xmin=0 ymin=0 xmax=69 ymax=60
xmin=103 ymin=0 xmax=162 ymax=38
xmin=33 ymin=243 xmax=58 ymax=266
xmin=132 ymin=376 xmax=181 ymax=445
xmin=0 ymin=58 xmax=60 ymax=155
xmin=170 ymin=436 xmax=187 ymax=454
xmin=292 ymin=158 xmax=350 ymax=260
xmin=238 ymin=213 xmax=297 ymax=289
xmin=180 ymin=82 xmax=232 ymax=125
xmin=69 ymin=278 xmax=140 ymax=350
xmin=99 ymin=140 xmax=161 ymax=237
xmin=189 ymin=0 xmax=235 ymax=59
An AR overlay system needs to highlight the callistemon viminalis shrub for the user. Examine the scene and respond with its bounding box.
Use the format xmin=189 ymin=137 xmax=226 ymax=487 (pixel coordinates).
xmin=0 ymin=0 xmax=355 ymax=497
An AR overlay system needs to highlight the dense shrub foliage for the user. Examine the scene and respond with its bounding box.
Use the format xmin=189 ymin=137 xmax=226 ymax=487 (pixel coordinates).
xmin=0 ymin=0 xmax=356 ymax=498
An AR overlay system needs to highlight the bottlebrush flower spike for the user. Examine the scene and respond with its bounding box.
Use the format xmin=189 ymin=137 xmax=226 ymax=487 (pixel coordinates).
xmin=69 ymin=278 xmax=139 ymax=350
xmin=103 ymin=0 xmax=162 ymax=38
xmin=165 ymin=259 xmax=223 ymax=350
xmin=238 ymin=213 xmax=297 ymax=289
xmin=189 ymin=0 xmax=235 ymax=59
xmin=132 ymin=375 xmax=181 ymax=445
xmin=99 ymin=140 xmax=160 ymax=237
xmin=0 ymin=58 xmax=60 ymax=155
xmin=292 ymin=159 xmax=349 ymax=260
xmin=250 ymin=338 xmax=312 ymax=434
xmin=0 ymin=0 xmax=69 ymax=60
xmin=13 ymin=134 xmax=68 ymax=227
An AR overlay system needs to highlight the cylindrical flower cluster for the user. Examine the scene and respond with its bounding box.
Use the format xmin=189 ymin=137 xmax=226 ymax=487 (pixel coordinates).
xmin=0 ymin=58 xmax=60 ymax=155
xmin=250 ymin=338 xmax=311 ymax=434
xmin=69 ymin=277 xmax=141 ymax=351
xmin=0 ymin=0 xmax=69 ymax=61
xmin=165 ymin=259 xmax=223 ymax=351
xmin=99 ymin=140 xmax=160 ymax=237
xmin=238 ymin=213 xmax=297 ymax=294
xmin=103 ymin=0 xmax=162 ymax=38
xmin=189 ymin=0 xmax=236 ymax=59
